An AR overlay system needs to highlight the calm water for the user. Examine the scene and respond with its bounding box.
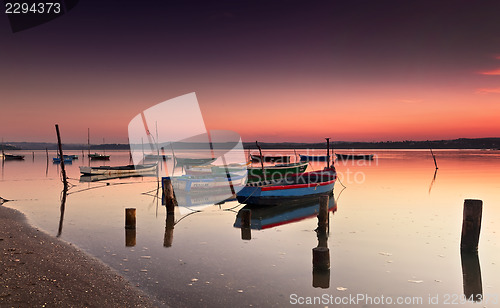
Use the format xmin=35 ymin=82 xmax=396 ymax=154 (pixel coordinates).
xmin=1 ymin=149 xmax=500 ymax=307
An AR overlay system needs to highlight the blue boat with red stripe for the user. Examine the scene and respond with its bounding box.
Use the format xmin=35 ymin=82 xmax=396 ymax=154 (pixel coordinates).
xmin=236 ymin=167 xmax=336 ymax=206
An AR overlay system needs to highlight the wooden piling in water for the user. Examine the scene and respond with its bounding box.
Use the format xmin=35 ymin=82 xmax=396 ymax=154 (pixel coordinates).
xmin=125 ymin=208 xmax=136 ymax=229
xmin=317 ymin=195 xmax=329 ymax=232
xmin=55 ymin=124 xmax=68 ymax=190
xmin=162 ymin=177 xmax=177 ymax=213
xmin=460 ymin=199 xmax=482 ymax=252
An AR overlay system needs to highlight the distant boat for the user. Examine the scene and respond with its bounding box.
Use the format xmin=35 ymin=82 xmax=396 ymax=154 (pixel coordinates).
xmin=250 ymin=154 xmax=290 ymax=163
xmin=335 ymin=153 xmax=374 ymax=160
xmin=236 ymin=167 xmax=336 ymax=206
xmin=2 ymin=153 xmax=25 ymax=160
xmin=53 ymin=154 xmax=78 ymax=163
xmin=247 ymin=162 xmax=308 ymax=183
xmin=53 ymin=157 xmax=73 ymax=164
xmin=88 ymin=153 xmax=110 ymax=160
xmin=299 ymin=155 xmax=329 ymax=162
xmin=79 ymin=164 xmax=157 ymax=176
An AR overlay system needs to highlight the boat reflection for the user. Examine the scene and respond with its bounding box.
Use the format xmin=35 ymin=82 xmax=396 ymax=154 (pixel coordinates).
xmin=79 ymin=172 xmax=156 ymax=182
xmin=233 ymin=194 xmax=337 ymax=230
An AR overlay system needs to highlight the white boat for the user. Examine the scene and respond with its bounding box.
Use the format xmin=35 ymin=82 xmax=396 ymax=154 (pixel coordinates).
xmin=79 ymin=164 xmax=157 ymax=176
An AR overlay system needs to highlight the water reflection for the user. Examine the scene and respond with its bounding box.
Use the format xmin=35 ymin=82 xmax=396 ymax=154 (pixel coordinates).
xmin=428 ymin=169 xmax=438 ymax=194
xmin=56 ymin=187 xmax=67 ymax=237
xmin=460 ymin=251 xmax=483 ymax=301
xmin=233 ymin=195 xmax=337 ymax=230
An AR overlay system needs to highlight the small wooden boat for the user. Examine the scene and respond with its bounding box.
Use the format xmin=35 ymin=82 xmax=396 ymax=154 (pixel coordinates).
xmin=335 ymin=153 xmax=374 ymax=160
xmin=250 ymin=154 xmax=290 ymax=163
xmin=175 ymin=157 xmax=216 ymax=166
xmin=169 ymin=173 xmax=247 ymax=192
xmin=2 ymin=153 xmax=25 ymax=160
xmin=185 ymin=162 xmax=250 ymax=176
xmin=88 ymin=153 xmax=110 ymax=160
xmin=79 ymin=164 xmax=157 ymax=176
xmin=237 ymin=167 xmax=336 ymax=206
xmin=247 ymin=162 xmax=308 ymax=183
xmin=299 ymin=154 xmax=329 ymax=162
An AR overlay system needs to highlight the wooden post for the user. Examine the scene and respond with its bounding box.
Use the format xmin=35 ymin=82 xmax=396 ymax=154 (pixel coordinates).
xmin=32 ymin=151 xmax=34 ymax=161
xmin=428 ymin=140 xmax=438 ymax=169
xmin=461 ymin=199 xmax=482 ymax=252
xmin=125 ymin=208 xmax=136 ymax=229
xmin=55 ymin=124 xmax=68 ymax=190
xmin=45 ymin=148 xmax=49 ymax=162
xmin=162 ymin=177 xmax=177 ymax=213
xmin=317 ymin=195 xmax=329 ymax=233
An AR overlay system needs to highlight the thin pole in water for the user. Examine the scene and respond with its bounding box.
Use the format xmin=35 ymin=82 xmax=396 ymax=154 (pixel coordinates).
xmin=325 ymin=138 xmax=330 ymax=169
xmin=55 ymin=124 xmax=68 ymax=190
xmin=428 ymin=140 xmax=438 ymax=169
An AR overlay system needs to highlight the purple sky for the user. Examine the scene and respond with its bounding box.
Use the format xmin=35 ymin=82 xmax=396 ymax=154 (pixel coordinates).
xmin=1 ymin=1 xmax=500 ymax=143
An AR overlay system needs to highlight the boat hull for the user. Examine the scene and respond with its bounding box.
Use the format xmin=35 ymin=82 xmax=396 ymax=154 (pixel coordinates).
xmin=79 ymin=164 xmax=157 ymax=176
xmin=247 ymin=162 xmax=308 ymax=183
xmin=250 ymin=154 xmax=290 ymax=163
xmin=335 ymin=154 xmax=374 ymax=160
xmin=299 ymin=155 xmax=328 ymax=162
xmin=237 ymin=168 xmax=336 ymax=206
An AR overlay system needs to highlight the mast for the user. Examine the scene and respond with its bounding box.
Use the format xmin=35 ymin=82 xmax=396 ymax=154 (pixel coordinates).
xmin=325 ymin=137 xmax=330 ymax=169
xmin=87 ymin=128 xmax=90 ymax=157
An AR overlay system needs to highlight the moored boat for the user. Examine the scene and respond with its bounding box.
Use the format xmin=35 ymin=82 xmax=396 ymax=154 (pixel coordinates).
xmin=169 ymin=173 xmax=247 ymax=192
xmin=175 ymin=157 xmax=216 ymax=166
xmin=299 ymin=154 xmax=329 ymax=162
xmin=88 ymin=153 xmax=110 ymax=160
xmin=2 ymin=153 xmax=25 ymax=160
xmin=53 ymin=157 xmax=73 ymax=164
xmin=247 ymin=162 xmax=308 ymax=183
xmin=79 ymin=164 xmax=157 ymax=176
xmin=335 ymin=153 xmax=374 ymax=160
xmin=250 ymin=154 xmax=290 ymax=163
xmin=237 ymin=167 xmax=336 ymax=206
xmin=185 ymin=162 xmax=250 ymax=176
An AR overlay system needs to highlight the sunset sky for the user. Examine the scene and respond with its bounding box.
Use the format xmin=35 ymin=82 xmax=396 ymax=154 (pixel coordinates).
xmin=1 ymin=1 xmax=500 ymax=143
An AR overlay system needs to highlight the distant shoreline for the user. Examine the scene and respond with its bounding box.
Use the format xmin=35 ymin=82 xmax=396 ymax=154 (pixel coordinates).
xmin=2 ymin=137 xmax=500 ymax=151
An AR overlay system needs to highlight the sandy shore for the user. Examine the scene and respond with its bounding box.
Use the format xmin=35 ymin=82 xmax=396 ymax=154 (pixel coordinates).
xmin=0 ymin=204 xmax=159 ymax=307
